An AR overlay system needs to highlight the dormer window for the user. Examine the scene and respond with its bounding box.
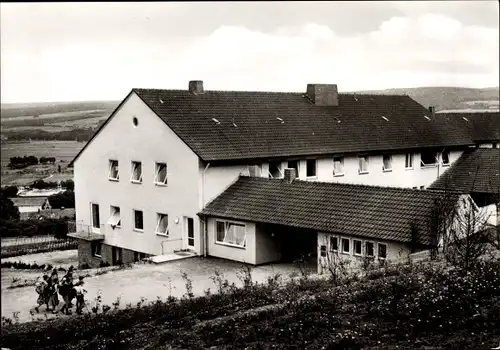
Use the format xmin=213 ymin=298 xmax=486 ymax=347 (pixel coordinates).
xmin=421 ymin=150 xmax=437 ymax=167
xmin=333 ymin=157 xmax=344 ymax=176
xmin=382 ymin=155 xmax=392 ymax=172
xmin=358 ymin=156 xmax=369 ymax=174
xmin=441 ymin=150 xmax=450 ymax=166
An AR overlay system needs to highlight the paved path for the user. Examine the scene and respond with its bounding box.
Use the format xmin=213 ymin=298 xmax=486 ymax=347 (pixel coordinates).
xmin=1 ymin=257 xmax=309 ymax=323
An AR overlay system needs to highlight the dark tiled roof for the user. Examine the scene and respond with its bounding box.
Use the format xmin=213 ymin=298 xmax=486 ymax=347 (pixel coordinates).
xmin=430 ymin=148 xmax=500 ymax=194
xmin=199 ymin=176 xmax=458 ymax=245
xmin=434 ymin=112 xmax=500 ymax=142
xmin=133 ymin=88 xmax=500 ymax=161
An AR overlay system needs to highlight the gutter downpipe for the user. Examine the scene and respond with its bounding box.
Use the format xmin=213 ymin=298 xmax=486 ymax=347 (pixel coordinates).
xmin=202 ymin=162 xmax=211 ymax=257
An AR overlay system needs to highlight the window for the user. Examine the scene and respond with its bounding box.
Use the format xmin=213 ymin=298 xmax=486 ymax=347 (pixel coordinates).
xmin=287 ymin=160 xmax=299 ymax=177
xmin=358 ymin=156 xmax=369 ymax=174
xmin=91 ymin=242 xmax=102 ymax=257
xmin=133 ymin=210 xmax=144 ymax=231
xmin=421 ymin=150 xmax=437 ymax=167
xmin=154 ymin=162 xmax=167 ymax=185
xmin=91 ymin=203 xmax=100 ymax=229
xmin=378 ymin=243 xmax=387 ymax=259
xmin=353 ymin=240 xmax=362 ymax=256
xmin=382 ymin=155 xmax=392 ymax=172
xmin=131 ymin=161 xmax=142 ymax=183
xmin=155 ymin=213 xmax=169 ymax=236
xmin=107 ymin=206 xmax=121 ymax=228
xmin=365 ymin=242 xmax=374 ymax=257
xmin=306 ymin=159 xmax=317 ymax=178
xmin=216 ymin=220 xmax=246 ymax=248
xmin=405 ymin=153 xmax=413 ymax=169
xmin=269 ymin=161 xmax=282 ymax=178
xmin=333 ymin=157 xmax=344 ymax=176
xmin=330 ymin=236 xmax=338 ymax=252
xmin=441 ymin=150 xmax=450 ymax=166
xmin=108 ymin=160 xmax=119 ymax=180
xmin=341 ymin=238 xmax=350 ymax=254
xmin=320 ymin=245 xmax=327 ymax=257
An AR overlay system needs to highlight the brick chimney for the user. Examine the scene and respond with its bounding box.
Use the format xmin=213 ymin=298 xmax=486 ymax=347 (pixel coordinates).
xmin=283 ymin=168 xmax=297 ymax=183
xmin=306 ymin=84 xmax=339 ymax=106
xmin=428 ymin=106 xmax=435 ymax=116
xmin=189 ymin=80 xmax=204 ymax=94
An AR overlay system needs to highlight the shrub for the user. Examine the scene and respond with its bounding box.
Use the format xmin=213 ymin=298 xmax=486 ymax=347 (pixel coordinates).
xmin=48 ymin=190 xmax=75 ymax=209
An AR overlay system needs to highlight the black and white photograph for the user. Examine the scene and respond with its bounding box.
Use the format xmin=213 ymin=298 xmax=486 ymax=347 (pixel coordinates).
xmin=1 ymin=1 xmax=499 ymax=349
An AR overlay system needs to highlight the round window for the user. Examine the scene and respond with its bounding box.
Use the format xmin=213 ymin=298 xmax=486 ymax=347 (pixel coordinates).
xmin=133 ymin=117 xmax=138 ymax=126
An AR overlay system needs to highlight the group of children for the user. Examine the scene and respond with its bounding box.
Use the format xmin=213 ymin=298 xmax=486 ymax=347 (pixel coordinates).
xmin=34 ymin=266 xmax=88 ymax=315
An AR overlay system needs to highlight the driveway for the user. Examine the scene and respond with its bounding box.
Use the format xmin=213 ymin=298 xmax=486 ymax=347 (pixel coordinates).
xmin=1 ymin=257 xmax=312 ymax=323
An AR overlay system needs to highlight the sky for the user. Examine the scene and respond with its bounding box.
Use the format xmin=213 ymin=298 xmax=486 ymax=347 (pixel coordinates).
xmin=1 ymin=1 xmax=499 ymax=103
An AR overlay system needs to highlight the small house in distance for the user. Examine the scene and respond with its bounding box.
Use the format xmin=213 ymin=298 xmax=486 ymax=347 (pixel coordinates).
xmin=10 ymin=196 xmax=51 ymax=214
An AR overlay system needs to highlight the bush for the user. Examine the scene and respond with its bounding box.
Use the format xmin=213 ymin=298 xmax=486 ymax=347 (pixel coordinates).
xmin=0 ymin=195 xmax=20 ymax=222
xmin=48 ymin=190 xmax=75 ymax=209
xmin=39 ymin=157 xmax=56 ymax=164
xmin=0 ymin=218 xmax=70 ymax=238
xmin=60 ymin=180 xmax=74 ymax=191
xmin=1 ymin=186 xmax=19 ymax=198
xmin=8 ymin=156 xmax=38 ymax=169
xmin=32 ymin=180 xmax=59 ymax=190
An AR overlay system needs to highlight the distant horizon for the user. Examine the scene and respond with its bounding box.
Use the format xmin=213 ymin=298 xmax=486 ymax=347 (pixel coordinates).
xmin=1 ymin=85 xmax=499 ymax=106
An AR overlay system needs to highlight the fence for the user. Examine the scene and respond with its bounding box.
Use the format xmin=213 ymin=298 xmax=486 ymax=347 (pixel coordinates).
xmin=1 ymin=235 xmax=77 ymax=258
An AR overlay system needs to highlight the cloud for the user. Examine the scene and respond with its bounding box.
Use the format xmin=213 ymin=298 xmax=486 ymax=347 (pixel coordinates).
xmin=0 ymin=2 xmax=498 ymax=102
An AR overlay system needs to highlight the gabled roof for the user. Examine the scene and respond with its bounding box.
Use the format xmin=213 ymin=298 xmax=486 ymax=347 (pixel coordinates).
xmin=199 ymin=176 xmax=459 ymax=245
xmin=133 ymin=88 xmax=500 ymax=161
xmin=10 ymin=196 xmax=49 ymax=207
xmin=430 ymin=148 xmax=500 ymax=194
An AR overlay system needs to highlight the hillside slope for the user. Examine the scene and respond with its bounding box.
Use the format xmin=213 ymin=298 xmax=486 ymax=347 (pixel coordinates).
xmin=352 ymin=87 xmax=499 ymax=112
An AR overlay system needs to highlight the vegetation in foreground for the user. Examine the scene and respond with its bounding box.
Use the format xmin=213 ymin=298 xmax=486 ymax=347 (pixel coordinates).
xmin=1 ymin=258 xmax=499 ymax=350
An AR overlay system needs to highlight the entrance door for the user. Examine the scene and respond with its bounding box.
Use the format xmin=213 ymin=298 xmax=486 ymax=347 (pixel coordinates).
xmin=185 ymin=217 xmax=195 ymax=249
xmin=91 ymin=203 xmax=100 ymax=233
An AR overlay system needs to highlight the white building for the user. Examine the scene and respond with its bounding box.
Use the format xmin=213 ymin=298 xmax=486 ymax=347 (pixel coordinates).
xmin=68 ymin=80 xmax=500 ymax=268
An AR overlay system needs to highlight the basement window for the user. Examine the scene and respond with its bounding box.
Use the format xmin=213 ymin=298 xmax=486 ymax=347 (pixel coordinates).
xmin=358 ymin=156 xmax=369 ymax=174
xmin=420 ymin=150 xmax=437 ymax=167
xmin=107 ymin=206 xmax=121 ymax=228
xmin=330 ymin=236 xmax=338 ymax=252
xmin=353 ymin=240 xmax=362 ymax=256
xmin=269 ymin=161 xmax=283 ymax=178
xmin=108 ymin=160 xmax=119 ymax=181
xmin=306 ymin=159 xmax=317 ymax=178
xmin=154 ymin=162 xmax=168 ymax=185
xmin=441 ymin=150 xmax=450 ymax=166
xmin=341 ymin=238 xmax=350 ymax=254
xmin=333 ymin=157 xmax=344 ymax=176
xmin=155 ymin=213 xmax=169 ymax=236
xmin=216 ymin=220 xmax=246 ymax=248
xmin=365 ymin=242 xmax=374 ymax=257
xmin=378 ymin=243 xmax=387 ymax=259
xmin=134 ymin=210 xmax=144 ymax=232
xmin=91 ymin=242 xmax=102 ymax=258
xmin=131 ymin=161 xmax=143 ymax=183
xmin=382 ymin=155 xmax=392 ymax=172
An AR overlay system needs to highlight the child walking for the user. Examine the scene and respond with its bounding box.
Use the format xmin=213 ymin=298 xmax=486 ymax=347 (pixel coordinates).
xmin=74 ymin=276 xmax=87 ymax=315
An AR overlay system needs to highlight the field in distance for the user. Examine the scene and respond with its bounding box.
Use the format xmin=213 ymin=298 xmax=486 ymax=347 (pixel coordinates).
xmin=0 ymin=140 xmax=84 ymax=169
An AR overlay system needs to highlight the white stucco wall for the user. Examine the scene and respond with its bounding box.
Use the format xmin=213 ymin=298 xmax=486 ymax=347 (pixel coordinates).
xmin=206 ymin=217 xmax=256 ymax=264
xmin=74 ymin=92 xmax=202 ymax=255
xmin=317 ymin=232 xmax=410 ymax=274
xmin=18 ymin=206 xmax=42 ymax=213
xmin=202 ymin=164 xmax=249 ymax=205
xmin=262 ymin=150 xmax=463 ymax=189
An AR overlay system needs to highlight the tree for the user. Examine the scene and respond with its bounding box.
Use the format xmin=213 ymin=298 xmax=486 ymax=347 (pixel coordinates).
xmin=0 ymin=195 xmax=20 ymax=221
xmin=61 ymin=179 xmax=74 ymax=191
xmin=0 ymin=186 xmax=18 ymax=198
xmin=48 ymin=190 xmax=75 ymax=209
